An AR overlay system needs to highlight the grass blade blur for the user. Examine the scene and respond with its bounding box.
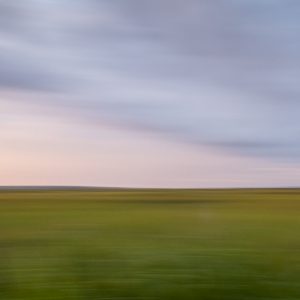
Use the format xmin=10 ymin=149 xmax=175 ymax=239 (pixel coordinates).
xmin=0 ymin=189 xmax=299 ymax=300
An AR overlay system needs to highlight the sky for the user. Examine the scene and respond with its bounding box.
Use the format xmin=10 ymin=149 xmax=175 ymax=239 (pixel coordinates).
xmin=1 ymin=0 xmax=300 ymax=188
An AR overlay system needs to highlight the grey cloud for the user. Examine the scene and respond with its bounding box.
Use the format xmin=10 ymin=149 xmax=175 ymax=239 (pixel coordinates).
xmin=1 ymin=0 xmax=300 ymax=160
xmin=0 ymin=50 xmax=64 ymax=92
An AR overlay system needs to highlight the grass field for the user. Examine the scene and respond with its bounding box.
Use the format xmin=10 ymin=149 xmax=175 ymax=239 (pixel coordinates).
xmin=0 ymin=189 xmax=300 ymax=299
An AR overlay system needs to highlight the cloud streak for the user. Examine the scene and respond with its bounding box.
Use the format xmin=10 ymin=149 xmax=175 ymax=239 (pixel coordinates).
xmin=1 ymin=0 xmax=300 ymax=160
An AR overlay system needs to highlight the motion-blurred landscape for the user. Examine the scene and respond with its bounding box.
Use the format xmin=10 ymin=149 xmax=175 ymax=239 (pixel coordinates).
xmin=1 ymin=1 xmax=300 ymax=299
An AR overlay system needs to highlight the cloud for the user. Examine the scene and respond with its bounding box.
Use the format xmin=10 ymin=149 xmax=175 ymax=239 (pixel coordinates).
xmin=1 ymin=0 xmax=300 ymax=160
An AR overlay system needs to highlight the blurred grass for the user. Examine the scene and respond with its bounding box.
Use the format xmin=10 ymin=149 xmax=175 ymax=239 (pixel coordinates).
xmin=0 ymin=189 xmax=300 ymax=299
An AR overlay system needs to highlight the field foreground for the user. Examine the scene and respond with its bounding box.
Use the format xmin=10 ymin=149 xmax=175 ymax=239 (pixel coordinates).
xmin=0 ymin=189 xmax=300 ymax=299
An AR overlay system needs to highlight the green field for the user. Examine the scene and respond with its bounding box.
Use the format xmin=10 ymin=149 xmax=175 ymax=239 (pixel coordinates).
xmin=0 ymin=189 xmax=300 ymax=299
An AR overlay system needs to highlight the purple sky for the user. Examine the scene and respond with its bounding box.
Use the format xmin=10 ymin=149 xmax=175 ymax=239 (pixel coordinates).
xmin=1 ymin=0 xmax=300 ymax=187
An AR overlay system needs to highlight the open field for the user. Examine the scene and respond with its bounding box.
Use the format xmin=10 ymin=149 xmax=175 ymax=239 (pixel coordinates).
xmin=0 ymin=189 xmax=300 ymax=299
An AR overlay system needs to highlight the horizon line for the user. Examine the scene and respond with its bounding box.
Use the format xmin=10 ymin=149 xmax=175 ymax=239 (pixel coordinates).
xmin=0 ymin=185 xmax=299 ymax=191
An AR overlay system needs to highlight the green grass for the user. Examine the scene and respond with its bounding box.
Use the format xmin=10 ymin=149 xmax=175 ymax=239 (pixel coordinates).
xmin=0 ymin=189 xmax=300 ymax=299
